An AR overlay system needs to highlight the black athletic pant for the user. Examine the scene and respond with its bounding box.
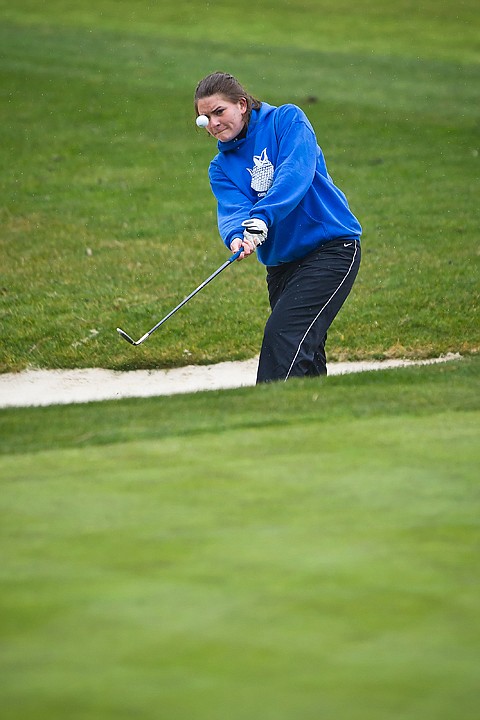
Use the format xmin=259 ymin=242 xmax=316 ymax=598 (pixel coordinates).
xmin=256 ymin=238 xmax=361 ymax=384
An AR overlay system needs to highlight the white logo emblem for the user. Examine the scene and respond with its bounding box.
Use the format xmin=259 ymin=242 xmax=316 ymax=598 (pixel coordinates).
xmin=247 ymin=148 xmax=274 ymax=196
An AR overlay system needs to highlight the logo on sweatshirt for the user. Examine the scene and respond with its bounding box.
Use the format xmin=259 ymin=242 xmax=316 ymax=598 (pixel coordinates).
xmin=247 ymin=148 xmax=274 ymax=197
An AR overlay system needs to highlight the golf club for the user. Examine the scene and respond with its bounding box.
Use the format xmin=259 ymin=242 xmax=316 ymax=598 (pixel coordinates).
xmin=117 ymin=247 xmax=244 ymax=346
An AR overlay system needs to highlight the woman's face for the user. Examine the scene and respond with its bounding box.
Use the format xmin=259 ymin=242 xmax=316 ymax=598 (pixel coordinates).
xmin=196 ymin=93 xmax=247 ymax=142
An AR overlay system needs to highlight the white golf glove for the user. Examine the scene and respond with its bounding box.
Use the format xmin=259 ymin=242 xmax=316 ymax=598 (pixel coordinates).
xmin=242 ymin=218 xmax=268 ymax=247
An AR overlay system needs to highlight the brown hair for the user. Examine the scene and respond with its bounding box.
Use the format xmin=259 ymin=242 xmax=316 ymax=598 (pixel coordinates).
xmin=194 ymin=72 xmax=261 ymax=124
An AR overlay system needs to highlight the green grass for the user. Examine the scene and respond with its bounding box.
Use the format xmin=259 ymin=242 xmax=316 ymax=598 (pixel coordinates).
xmin=1 ymin=359 xmax=479 ymax=719
xmin=0 ymin=0 xmax=479 ymax=371
xmin=0 ymin=355 xmax=478 ymax=457
xmin=1 ymin=4 xmax=479 ymax=718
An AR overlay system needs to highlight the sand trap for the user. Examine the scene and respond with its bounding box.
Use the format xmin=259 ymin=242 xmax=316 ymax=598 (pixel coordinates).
xmin=0 ymin=354 xmax=460 ymax=408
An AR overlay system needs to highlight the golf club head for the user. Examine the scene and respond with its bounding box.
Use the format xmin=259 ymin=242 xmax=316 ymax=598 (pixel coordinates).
xmin=116 ymin=327 xmax=136 ymax=345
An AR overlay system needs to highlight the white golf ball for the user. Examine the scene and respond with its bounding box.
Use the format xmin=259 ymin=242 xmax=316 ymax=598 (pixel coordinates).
xmin=196 ymin=115 xmax=209 ymax=128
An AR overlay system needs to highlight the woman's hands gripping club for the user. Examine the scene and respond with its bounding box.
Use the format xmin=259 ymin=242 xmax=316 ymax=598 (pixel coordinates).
xmin=230 ymin=218 xmax=268 ymax=259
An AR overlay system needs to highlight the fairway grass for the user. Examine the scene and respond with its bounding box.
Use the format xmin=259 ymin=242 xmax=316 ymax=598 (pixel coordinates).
xmin=1 ymin=359 xmax=479 ymax=719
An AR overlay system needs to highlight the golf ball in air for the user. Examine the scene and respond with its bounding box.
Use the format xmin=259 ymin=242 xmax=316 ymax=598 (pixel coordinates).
xmin=196 ymin=115 xmax=209 ymax=128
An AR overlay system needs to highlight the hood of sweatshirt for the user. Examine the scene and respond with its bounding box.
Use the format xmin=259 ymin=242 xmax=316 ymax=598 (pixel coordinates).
xmin=216 ymin=103 xmax=277 ymax=153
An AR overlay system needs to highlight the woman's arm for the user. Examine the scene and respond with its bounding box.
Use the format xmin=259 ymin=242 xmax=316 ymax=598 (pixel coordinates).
xmin=251 ymin=106 xmax=319 ymax=227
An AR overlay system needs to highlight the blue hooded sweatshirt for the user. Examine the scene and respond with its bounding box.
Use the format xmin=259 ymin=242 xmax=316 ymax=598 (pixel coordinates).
xmin=209 ymin=102 xmax=362 ymax=267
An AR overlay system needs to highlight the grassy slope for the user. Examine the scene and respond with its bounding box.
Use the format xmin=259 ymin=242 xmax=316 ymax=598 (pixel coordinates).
xmin=0 ymin=0 xmax=478 ymax=371
xmin=0 ymin=359 xmax=479 ymax=719
xmin=0 ymin=355 xmax=478 ymax=456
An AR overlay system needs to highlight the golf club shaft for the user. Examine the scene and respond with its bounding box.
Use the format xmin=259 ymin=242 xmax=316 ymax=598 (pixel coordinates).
xmin=117 ymin=247 xmax=243 ymax=345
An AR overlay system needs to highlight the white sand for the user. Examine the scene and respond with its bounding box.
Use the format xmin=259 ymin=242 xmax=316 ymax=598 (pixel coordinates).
xmin=0 ymin=354 xmax=460 ymax=408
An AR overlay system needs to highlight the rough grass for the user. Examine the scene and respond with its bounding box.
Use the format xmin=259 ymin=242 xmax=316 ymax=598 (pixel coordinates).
xmin=0 ymin=0 xmax=478 ymax=371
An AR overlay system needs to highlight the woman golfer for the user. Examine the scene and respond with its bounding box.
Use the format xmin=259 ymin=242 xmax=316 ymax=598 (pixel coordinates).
xmin=194 ymin=72 xmax=362 ymax=384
